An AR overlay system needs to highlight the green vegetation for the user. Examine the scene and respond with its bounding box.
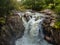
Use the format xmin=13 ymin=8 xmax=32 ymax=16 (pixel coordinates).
xmin=22 ymin=0 xmax=60 ymax=29
xmin=54 ymin=21 xmax=60 ymax=28
xmin=0 ymin=0 xmax=24 ymax=26
xmin=0 ymin=0 xmax=60 ymax=28
xmin=22 ymin=0 xmax=60 ymax=13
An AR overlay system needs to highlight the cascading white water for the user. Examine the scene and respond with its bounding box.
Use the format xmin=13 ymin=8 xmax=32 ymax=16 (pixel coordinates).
xmin=15 ymin=11 xmax=53 ymax=45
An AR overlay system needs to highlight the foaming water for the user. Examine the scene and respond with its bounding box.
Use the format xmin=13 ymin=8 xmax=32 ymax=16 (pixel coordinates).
xmin=15 ymin=11 xmax=53 ymax=45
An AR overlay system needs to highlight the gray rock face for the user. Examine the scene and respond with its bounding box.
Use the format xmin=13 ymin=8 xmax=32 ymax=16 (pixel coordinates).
xmin=0 ymin=15 xmax=25 ymax=45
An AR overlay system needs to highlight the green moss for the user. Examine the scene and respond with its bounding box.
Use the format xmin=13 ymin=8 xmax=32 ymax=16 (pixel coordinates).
xmin=54 ymin=21 xmax=60 ymax=28
xmin=0 ymin=17 xmax=5 ymax=24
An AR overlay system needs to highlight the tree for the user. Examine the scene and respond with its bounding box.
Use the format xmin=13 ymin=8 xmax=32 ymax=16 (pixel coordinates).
xmin=22 ymin=0 xmax=46 ymax=11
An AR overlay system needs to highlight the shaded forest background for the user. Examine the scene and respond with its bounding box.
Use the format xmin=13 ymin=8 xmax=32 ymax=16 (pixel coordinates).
xmin=0 ymin=0 xmax=60 ymax=29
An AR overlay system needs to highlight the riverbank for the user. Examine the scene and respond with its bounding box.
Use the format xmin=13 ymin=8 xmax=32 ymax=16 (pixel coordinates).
xmin=0 ymin=9 xmax=60 ymax=45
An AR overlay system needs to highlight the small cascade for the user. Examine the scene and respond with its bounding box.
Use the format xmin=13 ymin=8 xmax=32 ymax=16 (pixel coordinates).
xmin=15 ymin=11 xmax=53 ymax=45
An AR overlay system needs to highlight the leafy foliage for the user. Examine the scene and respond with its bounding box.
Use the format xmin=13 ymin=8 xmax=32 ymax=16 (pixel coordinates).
xmin=54 ymin=21 xmax=60 ymax=28
xmin=0 ymin=0 xmax=21 ymax=26
xmin=0 ymin=0 xmax=60 ymax=28
xmin=22 ymin=0 xmax=60 ymax=28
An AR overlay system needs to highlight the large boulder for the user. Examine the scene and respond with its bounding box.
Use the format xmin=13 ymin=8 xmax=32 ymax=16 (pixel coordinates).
xmin=0 ymin=15 xmax=25 ymax=45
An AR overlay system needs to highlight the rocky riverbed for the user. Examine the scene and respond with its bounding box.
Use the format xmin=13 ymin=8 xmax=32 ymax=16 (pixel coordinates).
xmin=0 ymin=9 xmax=58 ymax=45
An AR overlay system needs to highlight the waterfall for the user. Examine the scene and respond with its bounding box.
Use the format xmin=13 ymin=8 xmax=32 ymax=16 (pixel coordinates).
xmin=15 ymin=11 xmax=53 ymax=45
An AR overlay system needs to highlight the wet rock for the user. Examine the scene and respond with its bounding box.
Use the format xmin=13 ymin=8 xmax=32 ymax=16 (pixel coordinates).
xmin=0 ymin=15 xmax=25 ymax=45
xmin=40 ymin=9 xmax=60 ymax=45
xmin=23 ymin=14 xmax=30 ymax=22
xmin=23 ymin=12 xmax=32 ymax=22
xmin=52 ymin=28 xmax=60 ymax=45
xmin=40 ymin=9 xmax=55 ymax=15
xmin=41 ymin=9 xmax=56 ymax=44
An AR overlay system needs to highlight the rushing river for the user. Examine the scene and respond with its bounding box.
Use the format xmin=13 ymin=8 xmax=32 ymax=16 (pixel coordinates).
xmin=15 ymin=11 xmax=53 ymax=45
